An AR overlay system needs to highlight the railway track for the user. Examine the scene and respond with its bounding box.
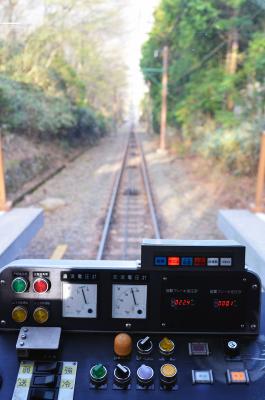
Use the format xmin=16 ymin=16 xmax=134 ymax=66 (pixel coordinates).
xmin=97 ymin=131 xmax=160 ymax=260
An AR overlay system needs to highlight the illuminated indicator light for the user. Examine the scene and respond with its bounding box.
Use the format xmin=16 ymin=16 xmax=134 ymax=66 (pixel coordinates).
xmin=11 ymin=277 xmax=28 ymax=293
xmin=159 ymin=337 xmax=175 ymax=355
xmin=194 ymin=257 xmax=206 ymax=266
xmin=181 ymin=257 xmax=193 ymax=266
xmin=168 ymin=257 xmax=180 ymax=266
xmin=192 ymin=370 xmax=213 ymax=384
xmin=227 ymin=370 xmax=249 ymax=384
xmin=12 ymin=306 xmax=28 ymax=323
xmin=160 ymin=364 xmax=177 ymax=378
xmin=220 ymin=258 xmax=232 ymax=266
xmin=33 ymin=307 xmax=49 ymax=324
xmin=154 ymin=257 xmax=167 ymax=266
xmin=207 ymin=258 xmax=219 ymax=266
xmin=33 ymin=278 xmax=49 ymax=294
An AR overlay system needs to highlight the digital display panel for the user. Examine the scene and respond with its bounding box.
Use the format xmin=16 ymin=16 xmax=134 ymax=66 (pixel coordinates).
xmin=213 ymin=299 xmax=238 ymax=309
xmin=171 ymin=298 xmax=196 ymax=308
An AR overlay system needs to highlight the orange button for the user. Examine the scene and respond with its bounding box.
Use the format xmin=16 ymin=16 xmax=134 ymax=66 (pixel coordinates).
xmin=168 ymin=257 xmax=180 ymax=266
xmin=228 ymin=370 xmax=249 ymax=384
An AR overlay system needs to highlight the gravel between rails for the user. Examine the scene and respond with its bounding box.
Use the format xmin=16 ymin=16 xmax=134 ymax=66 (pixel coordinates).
xmin=19 ymin=127 xmax=129 ymax=259
xmin=141 ymin=133 xmax=224 ymax=240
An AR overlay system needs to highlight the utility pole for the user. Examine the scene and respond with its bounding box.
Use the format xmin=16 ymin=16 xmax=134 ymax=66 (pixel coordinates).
xmin=0 ymin=130 xmax=7 ymax=211
xmin=160 ymin=45 xmax=169 ymax=150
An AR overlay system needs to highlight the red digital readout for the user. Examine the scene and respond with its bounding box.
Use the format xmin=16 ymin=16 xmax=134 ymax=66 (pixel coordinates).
xmin=171 ymin=298 xmax=195 ymax=308
xmin=214 ymin=299 xmax=237 ymax=308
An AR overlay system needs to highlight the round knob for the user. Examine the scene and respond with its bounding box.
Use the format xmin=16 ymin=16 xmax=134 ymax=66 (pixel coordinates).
xmin=137 ymin=364 xmax=154 ymax=386
xmin=137 ymin=336 xmax=153 ymax=355
xmin=114 ymin=364 xmax=131 ymax=386
xmin=90 ymin=364 xmax=107 ymax=385
xmin=114 ymin=333 xmax=132 ymax=357
xmin=159 ymin=337 xmax=175 ymax=356
xmin=160 ymin=364 xmax=177 ymax=387
xmin=225 ymin=340 xmax=240 ymax=357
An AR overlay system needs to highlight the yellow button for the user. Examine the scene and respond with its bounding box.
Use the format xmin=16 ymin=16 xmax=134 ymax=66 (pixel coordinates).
xmin=33 ymin=307 xmax=49 ymax=324
xmin=12 ymin=306 xmax=28 ymax=323
xmin=159 ymin=337 xmax=175 ymax=354
xmin=160 ymin=364 xmax=177 ymax=378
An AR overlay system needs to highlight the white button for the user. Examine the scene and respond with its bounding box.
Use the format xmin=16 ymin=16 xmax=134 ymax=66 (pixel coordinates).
xmin=220 ymin=258 xmax=232 ymax=266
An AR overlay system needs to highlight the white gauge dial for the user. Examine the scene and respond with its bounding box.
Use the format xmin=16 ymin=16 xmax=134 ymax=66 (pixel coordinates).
xmin=62 ymin=283 xmax=97 ymax=318
xmin=112 ymin=284 xmax=147 ymax=319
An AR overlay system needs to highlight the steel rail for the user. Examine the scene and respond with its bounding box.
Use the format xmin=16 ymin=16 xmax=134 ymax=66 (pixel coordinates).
xmin=134 ymin=132 xmax=161 ymax=240
xmin=96 ymin=134 xmax=130 ymax=260
xmin=96 ymin=131 xmax=160 ymax=260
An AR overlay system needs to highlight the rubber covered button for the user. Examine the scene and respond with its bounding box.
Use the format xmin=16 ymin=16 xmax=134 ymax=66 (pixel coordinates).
xmin=114 ymin=333 xmax=132 ymax=357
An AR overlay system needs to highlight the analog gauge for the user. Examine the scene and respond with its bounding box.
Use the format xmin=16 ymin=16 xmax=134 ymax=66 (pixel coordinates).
xmin=62 ymin=283 xmax=97 ymax=318
xmin=112 ymin=284 xmax=147 ymax=319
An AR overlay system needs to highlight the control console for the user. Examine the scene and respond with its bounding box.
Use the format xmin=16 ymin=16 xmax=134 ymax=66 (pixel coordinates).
xmin=0 ymin=239 xmax=264 ymax=400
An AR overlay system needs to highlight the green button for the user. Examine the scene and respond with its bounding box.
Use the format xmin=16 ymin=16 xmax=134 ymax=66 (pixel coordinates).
xmin=91 ymin=364 xmax=107 ymax=380
xmin=12 ymin=278 xmax=27 ymax=293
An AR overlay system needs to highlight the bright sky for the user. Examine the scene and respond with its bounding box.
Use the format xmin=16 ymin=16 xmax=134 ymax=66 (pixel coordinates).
xmin=122 ymin=0 xmax=160 ymax=122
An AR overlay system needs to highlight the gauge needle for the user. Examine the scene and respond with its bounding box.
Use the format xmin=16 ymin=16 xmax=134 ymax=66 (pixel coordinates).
xmin=131 ymin=288 xmax=137 ymax=305
xmin=81 ymin=288 xmax=87 ymax=304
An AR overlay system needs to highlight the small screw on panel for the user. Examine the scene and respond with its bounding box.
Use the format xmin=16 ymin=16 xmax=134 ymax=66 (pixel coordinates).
xmin=251 ymin=284 xmax=258 ymax=290
xmin=23 ymin=327 xmax=28 ymax=332
xmin=242 ymin=278 xmax=247 ymax=282
xmin=0 ymin=280 xmax=6 ymax=286
xmin=250 ymin=324 xmax=257 ymax=330
xmin=125 ymin=323 xmax=132 ymax=329
xmin=0 ymin=320 xmax=6 ymax=326
xmin=19 ymin=341 xmax=24 ymax=346
xmin=21 ymin=334 xmax=27 ymax=340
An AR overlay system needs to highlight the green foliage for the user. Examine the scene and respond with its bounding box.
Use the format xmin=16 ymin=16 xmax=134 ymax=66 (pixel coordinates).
xmin=141 ymin=0 xmax=265 ymax=174
xmin=0 ymin=75 xmax=108 ymax=142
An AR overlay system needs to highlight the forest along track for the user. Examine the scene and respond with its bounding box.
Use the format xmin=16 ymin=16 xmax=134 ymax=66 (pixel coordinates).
xmin=97 ymin=131 xmax=160 ymax=261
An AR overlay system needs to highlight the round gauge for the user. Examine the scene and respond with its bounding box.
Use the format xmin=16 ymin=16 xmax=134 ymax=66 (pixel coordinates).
xmin=112 ymin=284 xmax=147 ymax=319
xmin=62 ymin=283 xmax=97 ymax=318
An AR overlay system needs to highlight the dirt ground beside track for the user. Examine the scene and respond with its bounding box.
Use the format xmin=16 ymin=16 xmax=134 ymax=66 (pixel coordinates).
xmin=142 ymin=131 xmax=256 ymax=240
xmin=20 ymin=127 xmax=128 ymax=259
xmin=19 ymin=128 xmax=256 ymax=259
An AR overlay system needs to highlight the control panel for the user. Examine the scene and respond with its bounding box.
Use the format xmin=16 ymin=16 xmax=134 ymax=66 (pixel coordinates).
xmin=0 ymin=240 xmax=264 ymax=400
xmin=0 ymin=258 xmax=260 ymax=334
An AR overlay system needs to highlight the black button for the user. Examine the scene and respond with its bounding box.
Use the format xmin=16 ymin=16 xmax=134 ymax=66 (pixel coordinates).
xmin=30 ymin=389 xmax=55 ymax=400
xmin=33 ymin=375 xmax=56 ymax=387
xmin=225 ymin=340 xmax=240 ymax=357
xmin=36 ymin=363 xmax=59 ymax=374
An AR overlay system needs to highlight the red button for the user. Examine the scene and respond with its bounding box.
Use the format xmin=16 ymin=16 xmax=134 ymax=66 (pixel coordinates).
xmin=33 ymin=278 xmax=50 ymax=293
xmin=194 ymin=257 xmax=206 ymax=266
xmin=168 ymin=257 xmax=180 ymax=266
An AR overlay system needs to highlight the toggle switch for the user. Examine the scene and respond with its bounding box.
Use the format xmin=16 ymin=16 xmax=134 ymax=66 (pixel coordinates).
xmin=33 ymin=375 xmax=56 ymax=388
xmin=30 ymin=389 xmax=55 ymax=400
xmin=114 ymin=364 xmax=131 ymax=387
xmin=137 ymin=336 xmax=153 ymax=355
xmin=114 ymin=333 xmax=132 ymax=357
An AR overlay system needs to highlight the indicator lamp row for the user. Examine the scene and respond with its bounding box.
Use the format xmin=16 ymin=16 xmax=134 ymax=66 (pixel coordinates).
xmin=11 ymin=277 xmax=50 ymax=294
xmin=90 ymin=362 xmax=177 ymax=388
xmin=12 ymin=306 xmax=49 ymax=324
xmin=155 ymin=256 xmax=232 ymax=267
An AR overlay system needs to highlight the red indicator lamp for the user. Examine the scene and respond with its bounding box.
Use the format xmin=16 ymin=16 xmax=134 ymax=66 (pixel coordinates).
xmin=168 ymin=257 xmax=180 ymax=266
xmin=33 ymin=278 xmax=50 ymax=294
xmin=194 ymin=257 xmax=206 ymax=266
